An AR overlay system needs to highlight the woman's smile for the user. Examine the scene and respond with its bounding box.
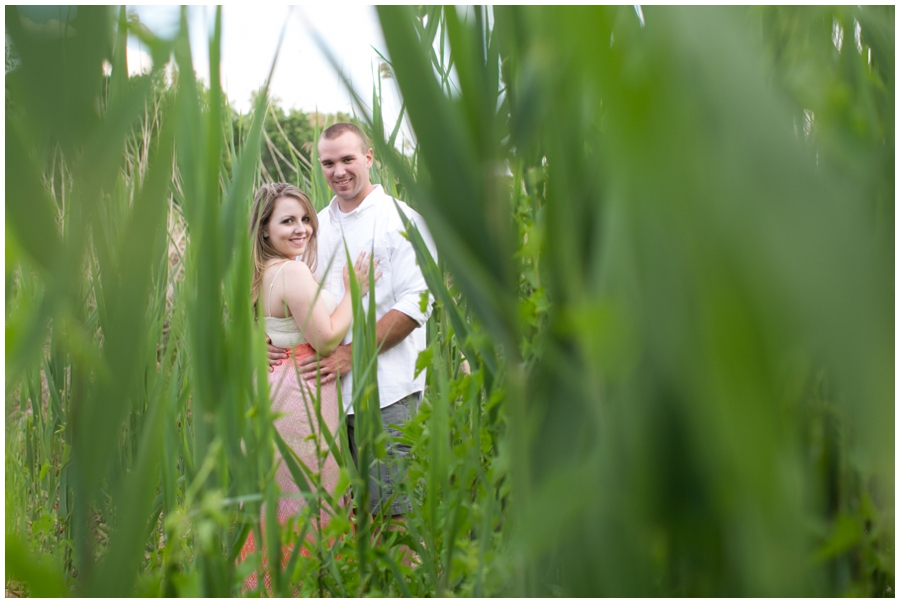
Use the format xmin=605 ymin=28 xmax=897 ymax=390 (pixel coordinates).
xmin=289 ymin=234 xmax=307 ymax=249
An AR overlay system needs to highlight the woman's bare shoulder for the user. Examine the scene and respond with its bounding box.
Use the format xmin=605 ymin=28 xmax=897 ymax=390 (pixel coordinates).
xmin=277 ymin=261 xmax=319 ymax=298
xmin=276 ymin=259 xmax=311 ymax=277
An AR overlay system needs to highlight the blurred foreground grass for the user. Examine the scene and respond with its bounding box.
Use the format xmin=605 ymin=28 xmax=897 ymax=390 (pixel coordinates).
xmin=5 ymin=5 xmax=894 ymax=597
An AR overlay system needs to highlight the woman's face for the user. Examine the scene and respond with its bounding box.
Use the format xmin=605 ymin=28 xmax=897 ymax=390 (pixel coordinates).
xmin=265 ymin=196 xmax=313 ymax=258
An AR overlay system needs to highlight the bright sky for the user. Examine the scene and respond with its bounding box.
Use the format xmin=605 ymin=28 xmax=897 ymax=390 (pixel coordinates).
xmin=128 ymin=5 xmax=404 ymax=134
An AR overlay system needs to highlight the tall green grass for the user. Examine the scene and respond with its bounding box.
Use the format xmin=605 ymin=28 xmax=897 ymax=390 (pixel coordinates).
xmin=367 ymin=5 xmax=893 ymax=597
xmin=5 ymin=5 xmax=893 ymax=598
xmin=5 ymin=6 xmax=272 ymax=595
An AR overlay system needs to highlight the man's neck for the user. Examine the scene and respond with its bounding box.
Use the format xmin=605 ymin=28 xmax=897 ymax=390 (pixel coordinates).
xmin=336 ymin=184 xmax=377 ymax=214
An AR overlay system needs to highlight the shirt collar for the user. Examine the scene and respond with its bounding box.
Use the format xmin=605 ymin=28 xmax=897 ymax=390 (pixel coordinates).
xmin=327 ymin=184 xmax=383 ymax=220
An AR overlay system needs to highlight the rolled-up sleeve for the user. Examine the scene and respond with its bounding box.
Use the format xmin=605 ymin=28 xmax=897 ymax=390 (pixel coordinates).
xmin=389 ymin=211 xmax=437 ymax=326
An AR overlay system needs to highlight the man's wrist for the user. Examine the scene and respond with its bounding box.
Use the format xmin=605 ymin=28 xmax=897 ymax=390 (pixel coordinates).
xmin=374 ymin=310 xmax=419 ymax=354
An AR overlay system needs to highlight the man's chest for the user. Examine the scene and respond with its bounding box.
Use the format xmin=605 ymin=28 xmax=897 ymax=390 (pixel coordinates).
xmin=320 ymin=215 xmax=391 ymax=257
xmin=318 ymin=215 xmax=396 ymax=285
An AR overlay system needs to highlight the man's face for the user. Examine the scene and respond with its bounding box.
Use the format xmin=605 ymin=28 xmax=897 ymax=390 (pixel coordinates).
xmin=317 ymin=132 xmax=374 ymax=208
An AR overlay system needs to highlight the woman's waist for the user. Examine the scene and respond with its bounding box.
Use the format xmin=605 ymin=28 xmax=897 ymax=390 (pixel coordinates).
xmin=267 ymin=343 xmax=316 ymax=366
xmin=268 ymin=343 xmax=317 ymax=381
xmin=286 ymin=343 xmax=316 ymax=361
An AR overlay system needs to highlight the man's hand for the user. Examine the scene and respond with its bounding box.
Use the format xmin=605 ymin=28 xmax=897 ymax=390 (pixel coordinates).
xmin=266 ymin=336 xmax=289 ymax=372
xmin=297 ymin=344 xmax=352 ymax=384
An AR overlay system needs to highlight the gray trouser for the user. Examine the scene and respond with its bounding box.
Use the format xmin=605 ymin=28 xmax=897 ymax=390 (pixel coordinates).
xmin=346 ymin=392 xmax=421 ymax=516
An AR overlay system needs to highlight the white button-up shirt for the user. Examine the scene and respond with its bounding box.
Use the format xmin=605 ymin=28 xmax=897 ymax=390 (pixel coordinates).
xmin=311 ymin=185 xmax=436 ymax=413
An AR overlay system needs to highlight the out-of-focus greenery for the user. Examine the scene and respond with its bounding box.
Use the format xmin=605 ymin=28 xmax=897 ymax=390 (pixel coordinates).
xmin=5 ymin=5 xmax=893 ymax=598
xmin=372 ymin=5 xmax=893 ymax=597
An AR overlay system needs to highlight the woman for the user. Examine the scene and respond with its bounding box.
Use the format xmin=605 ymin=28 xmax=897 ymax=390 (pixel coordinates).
xmin=242 ymin=182 xmax=376 ymax=592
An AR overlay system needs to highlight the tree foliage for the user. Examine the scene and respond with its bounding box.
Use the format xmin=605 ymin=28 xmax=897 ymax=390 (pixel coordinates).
xmin=232 ymin=91 xmax=353 ymax=186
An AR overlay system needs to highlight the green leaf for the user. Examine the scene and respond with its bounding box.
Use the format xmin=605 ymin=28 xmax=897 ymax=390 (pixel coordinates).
xmin=415 ymin=346 xmax=434 ymax=378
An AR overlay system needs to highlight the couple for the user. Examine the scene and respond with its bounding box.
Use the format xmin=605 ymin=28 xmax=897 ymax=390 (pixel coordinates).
xmin=247 ymin=123 xmax=435 ymax=570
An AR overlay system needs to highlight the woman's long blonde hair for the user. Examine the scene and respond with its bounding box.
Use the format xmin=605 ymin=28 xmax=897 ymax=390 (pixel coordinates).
xmin=249 ymin=183 xmax=319 ymax=307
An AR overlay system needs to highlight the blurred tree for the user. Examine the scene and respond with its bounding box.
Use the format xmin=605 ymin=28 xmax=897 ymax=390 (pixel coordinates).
xmin=231 ymin=90 xmax=353 ymax=185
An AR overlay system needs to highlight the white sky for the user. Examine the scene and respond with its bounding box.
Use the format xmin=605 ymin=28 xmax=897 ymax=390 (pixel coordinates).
xmin=128 ymin=5 xmax=405 ymax=135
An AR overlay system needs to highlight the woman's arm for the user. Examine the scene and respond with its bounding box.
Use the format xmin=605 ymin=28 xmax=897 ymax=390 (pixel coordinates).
xmin=279 ymin=254 xmax=374 ymax=356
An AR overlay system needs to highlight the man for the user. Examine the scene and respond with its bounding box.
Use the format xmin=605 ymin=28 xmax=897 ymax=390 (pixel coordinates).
xmin=268 ymin=122 xmax=435 ymax=523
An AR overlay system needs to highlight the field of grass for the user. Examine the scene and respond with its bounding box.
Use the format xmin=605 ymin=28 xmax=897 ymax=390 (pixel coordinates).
xmin=5 ymin=5 xmax=894 ymax=597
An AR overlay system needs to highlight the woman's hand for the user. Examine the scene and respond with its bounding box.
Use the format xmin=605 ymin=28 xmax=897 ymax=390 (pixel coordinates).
xmin=342 ymin=251 xmax=381 ymax=297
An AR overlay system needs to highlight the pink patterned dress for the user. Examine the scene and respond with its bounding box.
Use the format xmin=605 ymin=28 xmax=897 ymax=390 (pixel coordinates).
xmin=241 ymin=262 xmax=342 ymax=593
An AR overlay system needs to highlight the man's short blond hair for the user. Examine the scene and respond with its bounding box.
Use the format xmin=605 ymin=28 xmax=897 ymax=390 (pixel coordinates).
xmin=320 ymin=122 xmax=370 ymax=153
